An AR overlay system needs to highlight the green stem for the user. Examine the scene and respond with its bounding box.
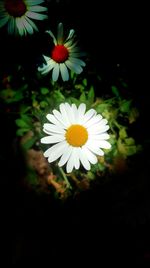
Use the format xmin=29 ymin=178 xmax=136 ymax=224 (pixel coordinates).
xmin=58 ymin=166 xmax=72 ymax=189
xmin=114 ymin=121 xmax=121 ymax=130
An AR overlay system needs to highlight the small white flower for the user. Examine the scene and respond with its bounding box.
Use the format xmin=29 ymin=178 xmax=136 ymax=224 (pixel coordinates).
xmin=41 ymin=103 xmax=111 ymax=173
xmin=38 ymin=22 xmax=86 ymax=81
xmin=0 ymin=0 xmax=48 ymax=36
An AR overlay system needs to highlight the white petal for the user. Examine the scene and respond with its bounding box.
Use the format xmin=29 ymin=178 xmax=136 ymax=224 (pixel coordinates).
xmin=52 ymin=63 xmax=60 ymax=81
xmin=94 ymin=140 xmax=111 ymax=149
xmin=43 ymin=57 xmax=54 ymax=65
xmin=65 ymin=60 xmax=83 ymax=74
xmin=53 ymin=109 xmax=68 ymax=127
xmin=66 ymin=151 xmax=74 ymax=173
xmin=28 ymin=5 xmax=47 ymax=12
xmin=22 ymin=17 xmax=34 ymax=34
xmin=82 ymin=109 xmax=97 ymax=124
xmin=69 ymin=57 xmax=86 ymax=67
xmin=64 ymin=39 xmax=74 ymax=48
xmin=41 ymin=135 xmax=65 ymax=144
xmin=15 ymin=17 xmax=25 ymax=35
xmin=7 ymin=17 xmax=16 ymax=35
xmin=46 ymin=30 xmax=57 ymax=45
xmin=62 ymin=103 xmax=79 ymax=123
xmin=88 ymin=133 xmax=110 ymax=140
xmin=84 ymin=114 xmax=102 ymax=128
xmin=38 ymin=60 xmax=56 ymax=75
xmin=26 ymin=11 xmax=48 ymax=20
xmin=43 ymin=55 xmax=51 ymax=62
xmin=59 ymin=103 xmax=71 ymax=127
xmin=65 ymin=29 xmax=75 ymax=41
xmin=86 ymin=141 xmax=104 ymax=156
xmin=7 ymin=19 xmax=12 ymax=34
xmin=66 ymin=147 xmax=81 ymax=173
xmin=65 ymin=40 xmax=78 ymax=50
xmin=43 ymin=123 xmax=65 ymax=134
xmin=26 ymin=0 xmax=45 ymax=5
xmin=69 ymin=51 xmax=86 ymax=57
xmin=72 ymin=147 xmax=80 ymax=169
xmin=64 ymin=103 xmax=76 ymax=124
xmin=57 ymin=22 xmax=63 ymax=44
xmin=25 ymin=16 xmax=38 ymax=31
xmin=46 ymin=141 xmax=68 ymax=163
xmin=78 ymin=103 xmax=86 ymax=117
xmin=71 ymin=103 xmax=78 ymax=121
xmin=46 ymin=114 xmax=66 ymax=129
xmin=38 ymin=64 xmax=52 ymax=75
xmin=82 ymin=146 xmax=98 ymax=164
xmin=88 ymin=125 xmax=110 ymax=135
xmin=97 ymin=118 xmax=108 ymax=126
xmin=79 ymin=148 xmax=91 ymax=170
xmin=58 ymin=145 xmax=72 ymax=167
xmin=0 ymin=16 xmax=9 ymax=28
xmin=43 ymin=141 xmax=65 ymax=157
xmin=60 ymin=63 xmax=69 ymax=81
xmin=66 ymin=147 xmax=80 ymax=172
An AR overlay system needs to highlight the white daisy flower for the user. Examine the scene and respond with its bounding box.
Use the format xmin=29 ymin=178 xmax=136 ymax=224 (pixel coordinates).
xmin=41 ymin=103 xmax=111 ymax=173
xmin=38 ymin=22 xmax=86 ymax=82
xmin=0 ymin=0 xmax=48 ymax=36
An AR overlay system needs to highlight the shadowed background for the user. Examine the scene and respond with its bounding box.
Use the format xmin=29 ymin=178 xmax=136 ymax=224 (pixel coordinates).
xmin=0 ymin=0 xmax=149 ymax=266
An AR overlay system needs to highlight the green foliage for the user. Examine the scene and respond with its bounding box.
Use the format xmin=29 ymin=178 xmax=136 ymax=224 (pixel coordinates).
xmin=0 ymin=85 xmax=27 ymax=103
xmin=0 ymin=71 xmax=142 ymax=200
xmin=111 ymin=86 xmax=120 ymax=98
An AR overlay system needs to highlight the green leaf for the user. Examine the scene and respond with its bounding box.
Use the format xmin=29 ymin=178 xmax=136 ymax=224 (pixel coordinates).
xmin=95 ymin=103 xmax=110 ymax=113
xmin=26 ymin=169 xmax=39 ymax=186
xmin=117 ymin=138 xmax=127 ymax=155
xmin=20 ymin=105 xmax=31 ymax=114
xmin=117 ymin=138 xmax=138 ymax=157
xmin=98 ymin=162 xmax=105 ymax=171
xmin=88 ymin=86 xmax=95 ymax=104
xmin=109 ymin=134 xmax=117 ymax=145
xmin=21 ymin=114 xmax=32 ymax=125
xmin=120 ymin=100 xmax=132 ymax=113
xmin=129 ymin=108 xmax=139 ymax=124
xmin=82 ymin=78 xmax=87 ymax=87
xmin=75 ymin=84 xmax=85 ymax=92
xmin=70 ymin=70 xmax=76 ymax=80
xmin=0 ymin=89 xmax=24 ymax=103
xmin=79 ymin=92 xmax=86 ymax=102
xmin=111 ymin=86 xmax=120 ymax=98
xmin=12 ymin=91 xmax=24 ymax=102
xmin=22 ymin=136 xmax=37 ymax=150
xmin=126 ymin=145 xmax=137 ymax=156
xmin=102 ymin=110 xmax=111 ymax=120
xmin=53 ymin=90 xmax=65 ymax=102
xmin=68 ymin=97 xmax=79 ymax=106
xmin=15 ymin=119 xmax=30 ymax=128
xmin=119 ymin=128 xmax=127 ymax=139
xmin=40 ymin=101 xmax=48 ymax=108
xmin=121 ymin=81 xmax=128 ymax=88
xmin=125 ymin=137 xmax=135 ymax=145
xmin=32 ymin=100 xmax=39 ymax=108
xmin=40 ymin=87 xmax=49 ymax=95
xmin=16 ymin=128 xmax=30 ymax=136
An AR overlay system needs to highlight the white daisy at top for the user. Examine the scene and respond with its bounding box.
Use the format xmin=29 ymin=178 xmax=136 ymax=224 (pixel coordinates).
xmin=41 ymin=103 xmax=111 ymax=173
xmin=0 ymin=0 xmax=48 ymax=36
xmin=38 ymin=22 xmax=86 ymax=82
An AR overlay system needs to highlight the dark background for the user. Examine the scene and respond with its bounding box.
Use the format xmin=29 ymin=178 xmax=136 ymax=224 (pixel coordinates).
xmin=0 ymin=0 xmax=149 ymax=266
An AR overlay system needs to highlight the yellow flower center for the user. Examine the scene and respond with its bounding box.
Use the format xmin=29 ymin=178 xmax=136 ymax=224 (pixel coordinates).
xmin=65 ymin=124 xmax=88 ymax=147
